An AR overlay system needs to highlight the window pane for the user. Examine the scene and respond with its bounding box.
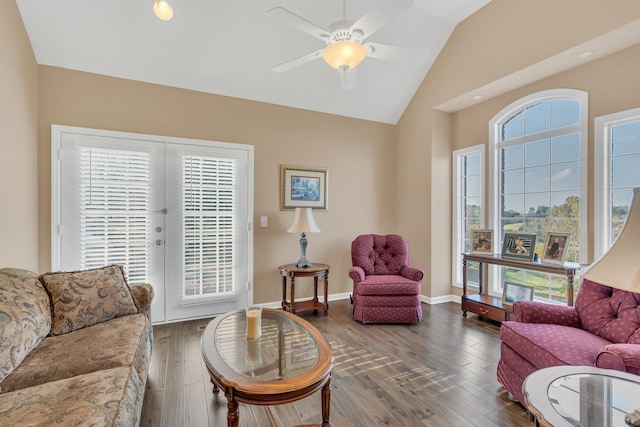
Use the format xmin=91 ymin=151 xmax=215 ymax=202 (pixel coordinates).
xmin=525 ymin=139 xmax=550 ymax=166
xmin=465 ymin=197 xmax=481 ymax=219
xmin=503 ymin=194 xmax=524 ymax=217
xmin=612 ymin=154 xmax=640 ymax=187
xmin=551 ymin=162 xmax=580 ymax=191
xmin=612 ymin=121 xmax=640 ymax=156
xmin=525 ymin=165 xmax=550 ymax=192
xmin=465 ymin=175 xmax=481 ymax=197
xmin=551 ymin=192 xmax=580 ymax=219
xmin=552 ymin=133 xmax=580 ymax=162
xmin=503 ymin=169 xmax=524 ymax=194
xmin=465 ymin=152 xmax=482 ymax=175
xmin=525 ymin=102 xmax=550 ymax=135
xmin=551 ymin=99 xmax=580 ymax=129
xmin=503 ymin=111 xmax=524 ymax=141
xmin=502 ymin=145 xmax=524 ymax=169
xmin=525 ymin=193 xmax=550 ymax=218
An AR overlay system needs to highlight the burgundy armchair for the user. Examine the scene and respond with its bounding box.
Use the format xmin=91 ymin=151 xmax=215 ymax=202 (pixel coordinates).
xmin=497 ymin=278 xmax=640 ymax=404
xmin=348 ymin=234 xmax=423 ymax=324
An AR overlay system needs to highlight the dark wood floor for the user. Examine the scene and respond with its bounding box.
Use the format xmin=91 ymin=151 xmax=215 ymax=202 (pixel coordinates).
xmin=140 ymin=300 xmax=530 ymax=427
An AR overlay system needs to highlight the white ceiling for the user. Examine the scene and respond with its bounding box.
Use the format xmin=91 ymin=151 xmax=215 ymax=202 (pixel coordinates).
xmin=16 ymin=0 xmax=491 ymax=124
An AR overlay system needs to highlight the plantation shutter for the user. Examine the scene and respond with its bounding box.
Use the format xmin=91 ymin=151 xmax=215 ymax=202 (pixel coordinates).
xmin=182 ymin=155 xmax=237 ymax=301
xmin=77 ymin=147 xmax=151 ymax=283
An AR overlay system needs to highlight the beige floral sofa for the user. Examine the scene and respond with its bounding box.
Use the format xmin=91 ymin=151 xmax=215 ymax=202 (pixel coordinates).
xmin=0 ymin=265 xmax=154 ymax=426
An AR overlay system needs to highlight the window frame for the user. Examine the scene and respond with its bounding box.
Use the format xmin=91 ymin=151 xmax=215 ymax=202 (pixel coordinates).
xmin=452 ymin=144 xmax=485 ymax=287
xmin=488 ymin=89 xmax=588 ymax=297
xmin=594 ymin=106 xmax=640 ymax=258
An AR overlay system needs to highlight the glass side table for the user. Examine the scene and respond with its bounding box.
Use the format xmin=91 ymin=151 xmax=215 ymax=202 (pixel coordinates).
xmin=523 ymin=366 xmax=640 ymax=427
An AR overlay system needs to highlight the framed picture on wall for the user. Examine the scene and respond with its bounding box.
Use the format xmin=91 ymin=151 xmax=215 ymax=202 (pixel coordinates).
xmin=501 ymin=233 xmax=536 ymax=261
xmin=502 ymin=282 xmax=534 ymax=308
xmin=470 ymin=229 xmax=493 ymax=254
xmin=280 ymin=165 xmax=329 ymax=211
xmin=541 ymin=232 xmax=571 ymax=265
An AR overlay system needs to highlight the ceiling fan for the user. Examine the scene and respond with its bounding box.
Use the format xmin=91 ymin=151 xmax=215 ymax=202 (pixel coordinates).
xmin=267 ymin=0 xmax=421 ymax=90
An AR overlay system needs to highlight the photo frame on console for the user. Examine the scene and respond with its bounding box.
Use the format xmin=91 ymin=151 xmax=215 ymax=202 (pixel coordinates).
xmin=470 ymin=229 xmax=493 ymax=254
xmin=541 ymin=232 xmax=571 ymax=265
xmin=502 ymin=282 xmax=534 ymax=308
xmin=501 ymin=233 xmax=536 ymax=261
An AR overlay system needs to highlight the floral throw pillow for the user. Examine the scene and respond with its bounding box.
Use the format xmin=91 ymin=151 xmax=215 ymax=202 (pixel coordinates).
xmin=39 ymin=265 xmax=138 ymax=336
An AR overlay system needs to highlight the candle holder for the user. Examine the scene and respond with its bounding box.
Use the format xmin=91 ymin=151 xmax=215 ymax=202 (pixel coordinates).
xmin=245 ymin=306 xmax=262 ymax=339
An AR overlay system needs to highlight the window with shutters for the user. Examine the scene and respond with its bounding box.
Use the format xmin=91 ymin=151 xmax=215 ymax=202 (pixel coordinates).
xmin=182 ymin=155 xmax=237 ymax=299
xmin=78 ymin=147 xmax=151 ymax=283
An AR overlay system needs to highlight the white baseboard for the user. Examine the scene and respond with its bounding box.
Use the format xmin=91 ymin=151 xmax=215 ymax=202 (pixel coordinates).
xmin=259 ymin=292 xmax=460 ymax=308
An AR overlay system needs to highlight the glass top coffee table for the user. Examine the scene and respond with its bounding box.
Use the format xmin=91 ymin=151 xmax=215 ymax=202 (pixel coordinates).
xmin=201 ymin=308 xmax=334 ymax=427
xmin=523 ymin=366 xmax=640 ymax=427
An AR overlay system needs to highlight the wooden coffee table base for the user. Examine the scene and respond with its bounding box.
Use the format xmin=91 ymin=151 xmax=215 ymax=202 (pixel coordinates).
xmin=210 ymin=375 xmax=332 ymax=427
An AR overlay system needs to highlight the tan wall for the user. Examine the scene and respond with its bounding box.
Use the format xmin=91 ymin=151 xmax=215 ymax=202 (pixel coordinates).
xmin=0 ymin=1 xmax=38 ymax=270
xmin=36 ymin=66 xmax=396 ymax=304
xmin=397 ymin=0 xmax=640 ymax=298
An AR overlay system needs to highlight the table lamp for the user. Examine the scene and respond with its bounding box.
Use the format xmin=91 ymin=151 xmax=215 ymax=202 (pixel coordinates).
xmin=287 ymin=207 xmax=320 ymax=268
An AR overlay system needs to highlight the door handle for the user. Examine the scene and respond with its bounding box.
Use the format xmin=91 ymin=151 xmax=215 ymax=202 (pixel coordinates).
xmin=155 ymin=239 xmax=163 ymax=246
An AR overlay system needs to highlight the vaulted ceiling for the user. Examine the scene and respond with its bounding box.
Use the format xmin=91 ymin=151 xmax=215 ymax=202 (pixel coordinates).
xmin=16 ymin=0 xmax=491 ymax=124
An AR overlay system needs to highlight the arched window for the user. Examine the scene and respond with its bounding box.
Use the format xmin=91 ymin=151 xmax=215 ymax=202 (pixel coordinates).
xmin=488 ymin=89 xmax=588 ymax=304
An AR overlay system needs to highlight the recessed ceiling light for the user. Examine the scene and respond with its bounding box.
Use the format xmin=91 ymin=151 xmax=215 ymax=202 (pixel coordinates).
xmin=472 ymin=95 xmax=483 ymax=101
xmin=578 ymin=50 xmax=595 ymax=59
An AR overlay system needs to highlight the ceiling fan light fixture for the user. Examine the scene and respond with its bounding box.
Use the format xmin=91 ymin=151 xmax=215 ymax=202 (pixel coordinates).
xmin=322 ymin=41 xmax=366 ymax=70
xmin=153 ymin=0 xmax=173 ymax=21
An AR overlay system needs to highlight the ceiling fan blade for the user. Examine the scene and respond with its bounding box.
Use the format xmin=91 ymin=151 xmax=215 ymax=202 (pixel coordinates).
xmin=267 ymin=7 xmax=331 ymax=41
xmin=364 ymin=42 xmax=428 ymax=66
xmin=339 ymin=66 xmax=358 ymax=91
xmin=271 ymin=49 xmax=324 ymax=73
xmin=350 ymin=0 xmax=412 ymax=39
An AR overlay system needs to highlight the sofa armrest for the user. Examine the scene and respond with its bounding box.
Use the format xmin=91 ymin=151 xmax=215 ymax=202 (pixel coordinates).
xmin=596 ymin=343 xmax=640 ymax=375
xmin=512 ymin=301 xmax=580 ymax=327
xmin=348 ymin=266 xmax=365 ymax=284
xmin=400 ymin=266 xmax=424 ymax=282
xmin=129 ymin=283 xmax=154 ymax=318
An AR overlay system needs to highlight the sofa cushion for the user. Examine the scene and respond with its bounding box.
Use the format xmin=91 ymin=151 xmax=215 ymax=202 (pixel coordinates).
xmin=0 ymin=313 xmax=150 ymax=394
xmin=0 ymin=366 xmax=143 ymax=427
xmin=575 ymin=278 xmax=640 ymax=344
xmin=501 ymin=321 xmax=612 ymax=368
xmin=39 ymin=265 xmax=138 ymax=335
xmin=0 ymin=269 xmax=51 ymax=386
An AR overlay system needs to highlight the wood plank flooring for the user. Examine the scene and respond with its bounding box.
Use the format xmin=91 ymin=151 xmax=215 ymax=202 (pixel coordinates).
xmin=140 ymin=300 xmax=530 ymax=426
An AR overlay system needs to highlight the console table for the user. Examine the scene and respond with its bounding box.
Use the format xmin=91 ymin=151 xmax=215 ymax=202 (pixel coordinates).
xmin=278 ymin=263 xmax=329 ymax=315
xmin=462 ymin=253 xmax=580 ymax=322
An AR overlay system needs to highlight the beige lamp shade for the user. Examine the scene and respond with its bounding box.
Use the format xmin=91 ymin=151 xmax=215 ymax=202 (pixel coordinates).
xmin=322 ymin=41 xmax=366 ymax=70
xmin=287 ymin=208 xmax=320 ymax=233
xmin=583 ymin=187 xmax=640 ymax=292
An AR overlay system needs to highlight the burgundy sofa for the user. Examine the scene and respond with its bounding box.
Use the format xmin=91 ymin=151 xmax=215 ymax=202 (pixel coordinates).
xmin=348 ymin=234 xmax=423 ymax=324
xmin=497 ymin=277 xmax=640 ymax=404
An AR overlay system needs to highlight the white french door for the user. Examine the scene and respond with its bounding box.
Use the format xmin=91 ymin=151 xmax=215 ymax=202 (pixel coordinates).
xmin=53 ymin=126 xmax=253 ymax=323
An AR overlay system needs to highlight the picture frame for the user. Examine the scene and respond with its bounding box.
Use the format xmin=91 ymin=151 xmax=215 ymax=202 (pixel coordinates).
xmin=501 ymin=233 xmax=536 ymax=261
xmin=470 ymin=229 xmax=494 ymax=254
xmin=280 ymin=165 xmax=328 ymax=211
xmin=502 ymin=282 xmax=534 ymax=308
xmin=541 ymin=232 xmax=571 ymax=265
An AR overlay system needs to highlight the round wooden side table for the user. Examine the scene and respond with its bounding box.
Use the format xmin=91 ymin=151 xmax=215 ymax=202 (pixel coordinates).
xmin=278 ymin=263 xmax=330 ymax=315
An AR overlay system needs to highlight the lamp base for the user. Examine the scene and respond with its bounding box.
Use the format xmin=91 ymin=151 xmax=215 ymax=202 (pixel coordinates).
xmin=296 ymin=259 xmax=312 ymax=268
xmin=296 ymin=232 xmax=312 ymax=268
